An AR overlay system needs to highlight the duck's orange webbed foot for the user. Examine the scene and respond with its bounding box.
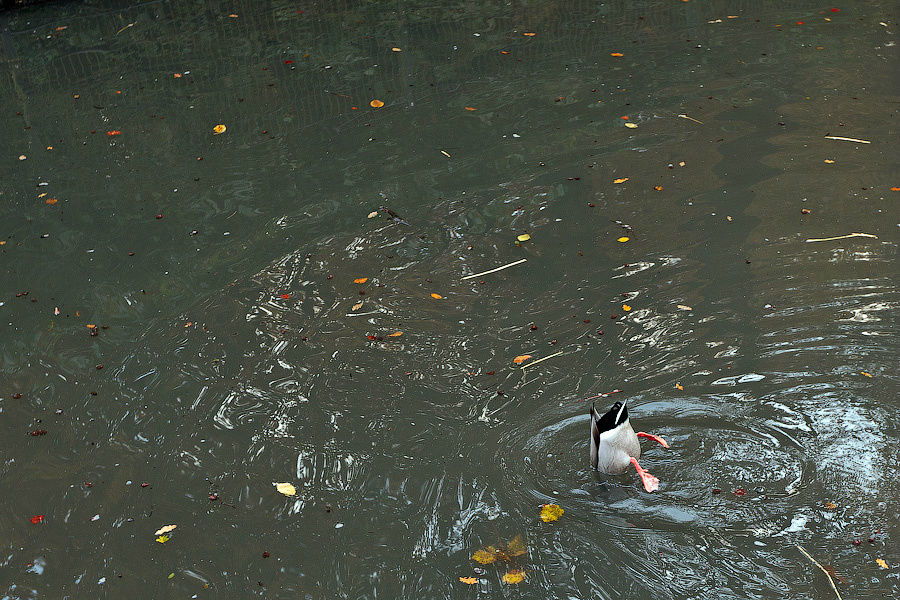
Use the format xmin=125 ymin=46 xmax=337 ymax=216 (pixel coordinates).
xmin=636 ymin=431 xmax=669 ymax=448
xmin=629 ymin=457 xmax=659 ymax=493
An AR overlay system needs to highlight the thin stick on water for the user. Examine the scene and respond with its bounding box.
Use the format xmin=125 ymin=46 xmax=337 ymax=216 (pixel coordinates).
xmin=806 ymin=233 xmax=877 ymax=243
xmin=461 ymin=258 xmax=527 ymax=280
xmin=824 ymin=135 xmax=871 ymax=144
xmin=520 ymin=351 xmax=563 ymax=370
xmin=796 ymin=545 xmax=843 ymax=600
xmin=678 ymin=114 xmax=704 ymax=124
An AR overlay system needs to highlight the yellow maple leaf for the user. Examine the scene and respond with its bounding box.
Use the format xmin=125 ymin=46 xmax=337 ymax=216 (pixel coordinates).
xmin=155 ymin=535 xmax=170 ymax=543
xmin=512 ymin=354 xmax=532 ymax=364
xmin=622 ymin=304 xmax=632 ymax=312
xmin=274 ymin=482 xmax=297 ymax=496
xmin=502 ymin=570 xmax=526 ymax=584
xmin=876 ymin=558 xmax=888 ymax=569
xmin=539 ymin=504 xmax=564 ymax=522
xmin=471 ymin=548 xmax=498 ymax=564
xmin=507 ymin=534 xmax=526 ymax=557
xmin=459 ymin=576 xmax=478 ymax=584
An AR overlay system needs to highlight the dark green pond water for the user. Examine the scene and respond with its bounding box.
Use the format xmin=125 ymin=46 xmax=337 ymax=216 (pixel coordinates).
xmin=1 ymin=1 xmax=897 ymax=598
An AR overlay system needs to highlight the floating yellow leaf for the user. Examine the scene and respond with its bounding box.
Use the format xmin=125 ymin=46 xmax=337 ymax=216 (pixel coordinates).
xmin=517 ymin=233 xmax=531 ymax=242
xmin=824 ymin=159 xmax=835 ymax=164
xmin=539 ymin=504 xmax=564 ymax=522
xmin=876 ymin=558 xmax=888 ymax=569
xmin=507 ymin=534 xmax=526 ymax=557
xmin=622 ymin=304 xmax=632 ymax=312
xmin=472 ymin=548 xmax=498 ymax=564
xmin=387 ymin=331 xmax=403 ymax=337
xmin=391 ymin=47 xmax=402 ymax=52
xmin=154 ymin=524 xmax=177 ymax=535
xmin=512 ymin=355 xmax=532 ymax=364
xmin=502 ymin=570 xmax=526 ymax=584
xmin=370 ymin=99 xmax=385 ymax=108
xmin=354 ymin=277 xmax=368 ymax=284
xmin=430 ymin=293 xmax=443 ymax=299
xmin=459 ymin=576 xmax=478 ymax=584
xmin=156 ymin=535 xmax=170 ymax=543
xmin=675 ymin=382 xmax=684 ymax=391
xmin=367 ymin=211 xmax=378 ymax=218
xmin=617 ymin=237 xmax=630 ymax=242
xmin=624 ymin=122 xmax=638 ymax=128
xmin=654 ymin=185 xmax=663 ymax=191
xmin=613 ymin=178 xmax=629 ymax=184
xmin=523 ymin=32 xmax=536 ymax=37
xmin=861 ymin=371 xmax=872 ymax=377
xmin=610 ymin=52 xmax=624 ymax=57
xmin=274 ymin=482 xmax=297 ymax=496
xmin=351 ymin=302 xmax=363 ymax=311
xmin=212 ymin=124 xmax=226 ymax=134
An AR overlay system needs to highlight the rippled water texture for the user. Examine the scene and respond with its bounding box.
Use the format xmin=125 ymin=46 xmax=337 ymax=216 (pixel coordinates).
xmin=1 ymin=1 xmax=898 ymax=598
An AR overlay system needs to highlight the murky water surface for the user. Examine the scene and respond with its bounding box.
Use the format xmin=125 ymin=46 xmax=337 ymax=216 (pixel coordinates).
xmin=1 ymin=1 xmax=898 ymax=598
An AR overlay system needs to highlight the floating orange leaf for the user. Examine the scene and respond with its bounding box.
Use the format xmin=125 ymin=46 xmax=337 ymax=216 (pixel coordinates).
xmin=353 ymin=277 xmax=368 ymax=284
xmin=891 ymin=187 xmax=900 ymax=191
xmin=622 ymin=304 xmax=632 ymax=312
xmin=675 ymin=382 xmax=684 ymax=391
xmin=430 ymin=293 xmax=443 ymax=299
xmin=539 ymin=504 xmax=563 ymax=522
xmin=613 ymin=178 xmax=629 ymax=184
xmin=387 ymin=331 xmax=403 ymax=337
xmin=506 ymin=534 xmax=526 ymax=557
xmin=502 ymin=570 xmax=526 ymax=584
xmin=472 ymin=548 xmax=498 ymax=564
xmin=280 ymin=293 xmax=291 ymax=299
xmin=465 ymin=106 xmax=477 ymax=111
xmin=459 ymin=576 xmax=478 ymax=584
xmin=876 ymin=558 xmax=888 ymax=569
xmin=212 ymin=124 xmax=226 ymax=134
xmin=370 ymin=99 xmax=385 ymax=108
xmin=861 ymin=371 xmax=872 ymax=377
xmin=523 ymin=32 xmax=536 ymax=37
xmin=106 ymin=130 xmax=121 ymax=136
xmin=654 ymin=186 xmax=663 ymax=191
xmin=173 ymin=73 xmax=182 ymax=78
xmin=45 ymin=198 xmax=58 ymax=205
xmin=610 ymin=52 xmax=624 ymax=57
xmin=824 ymin=501 xmax=837 ymax=509
xmin=512 ymin=355 xmax=532 ymax=364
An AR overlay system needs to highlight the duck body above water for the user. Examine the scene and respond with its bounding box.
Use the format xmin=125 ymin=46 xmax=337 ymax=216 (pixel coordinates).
xmin=590 ymin=400 xmax=669 ymax=492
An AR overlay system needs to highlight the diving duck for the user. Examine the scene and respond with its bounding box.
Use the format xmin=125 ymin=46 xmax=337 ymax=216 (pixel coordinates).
xmin=590 ymin=400 xmax=668 ymax=492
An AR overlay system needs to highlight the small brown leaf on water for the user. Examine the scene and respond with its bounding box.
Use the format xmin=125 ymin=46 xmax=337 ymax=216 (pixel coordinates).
xmin=824 ymin=501 xmax=837 ymax=509
xmin=512 ymin=355 xmax=532 ymax=364
xmin=45 ymin=198 xmax=58 ymax=205
xmin=507 ymin=534 xmax=526 ymax=557
xmin=502 ymin=570 xmax=526 ymax=584
xmin=472 ymin=548 xmax=498 ymax=564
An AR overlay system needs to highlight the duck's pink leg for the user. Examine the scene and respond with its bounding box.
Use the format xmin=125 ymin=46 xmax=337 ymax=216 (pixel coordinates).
xmin=629 ymin=457 xmax=659 ymax=493
xmin=636 ymin=431 xmax=669 ymax=448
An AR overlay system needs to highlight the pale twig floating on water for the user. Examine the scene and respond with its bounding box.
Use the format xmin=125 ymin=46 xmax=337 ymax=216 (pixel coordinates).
xmin=824 ymin=135 xmax=871 ymax=144
xmin=806 ymin=233 xmax=877 ymax=243
xmin=116 ymin=22 xmax=135 ymax=35
xmin=519 ymin=351 xmax=563 ymax=370
xmin=796 ymin=545 xmax=843 ymax=600
xmin=461 ymin=258 xmax=527 ymax=280
xmin=678 ymin=114 xmax=704 ymax=124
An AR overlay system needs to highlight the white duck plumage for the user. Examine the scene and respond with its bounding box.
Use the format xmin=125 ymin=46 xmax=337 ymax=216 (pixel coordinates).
xmin=590 ymin=399 xmax=668 ymax=492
